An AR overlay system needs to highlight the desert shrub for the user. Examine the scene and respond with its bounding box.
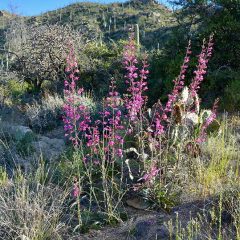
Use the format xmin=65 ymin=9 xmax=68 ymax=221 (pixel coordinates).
xmin=6 ymin=24 xmax=84 ymax=91
xmin=7 ymin=79 xmax=29 ymax=102
xmin=25 ymin=94 xmax=64 ymax=132
xmin=79 ymin=41 xmax=125 ymax=96
xmin=0 ymin=73 xmax=29 ymax=107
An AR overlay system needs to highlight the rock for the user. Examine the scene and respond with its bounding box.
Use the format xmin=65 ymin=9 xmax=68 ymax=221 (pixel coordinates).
xmin=154 ymin=225 xmax=170 ymax=239
xmin=13 ymin=154 xmax=32 ymax=172
xmin=126 ymin=197 xmax=150 ymax=210
xmin=134 ymin=220 xmax=152 ymax=239
xmin=32 ymin=136 xmax=65 ymax=160
xmin=0 ymin=122 xmax=34 ymax=143
xmin=79 ymin=195 xmax=98 ymax=211
xmin=11 ymin=125 xmax=34 ymax=141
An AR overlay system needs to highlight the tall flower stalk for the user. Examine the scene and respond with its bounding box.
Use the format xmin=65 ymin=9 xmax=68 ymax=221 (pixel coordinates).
xmin=190 ymin=35 xmax=214 ymax=97
xmin=63 ymin=46 xmax=126 ymax=221
xmin=123 ymin=34 xmax=149 ymax=122
xmin=123 ymin=34 xmax=149 ymax=171
xmin=164 ymin=40 xmax=192 ymax=115
xmin=63 ymin=45 xmax=81 ymax=145
xmin=63 ymin=45 xmax=91 ymax=146
xmin=151 ymin=41 xmax=191 ymax=138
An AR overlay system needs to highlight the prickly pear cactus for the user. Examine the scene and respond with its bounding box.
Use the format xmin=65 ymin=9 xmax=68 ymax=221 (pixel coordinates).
xmin=180 ymin=86 xmax=194 ymax=107
xmin=183 ymin=112 xmax=199 ymax=126
xmin=170 ymin=87 xmax=220 ymax=144
xmin=206 ymin=119 xmax=221 ymax=134
xmin=199 ymin=109 xmax=212 ymax=124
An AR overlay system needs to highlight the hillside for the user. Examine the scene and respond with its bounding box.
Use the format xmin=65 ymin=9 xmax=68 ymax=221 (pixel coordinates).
xmin=0 ymin=0 xmax=176 ymax=49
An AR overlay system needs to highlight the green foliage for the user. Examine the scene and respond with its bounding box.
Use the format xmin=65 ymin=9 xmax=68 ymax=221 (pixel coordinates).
xmin=0 ymin=78 xmax=29 ymax=106
xmin=223 ymin=75 xmax=240 ymax=111
xmin=16 ymin=131 xmax=35 ymax=156
xmin=7 ymin=79 xmax=29 ymax=101
xmin=148 ymin=49 xmax=187 ymax=105
xmin=150 ymin=183 xmax=180 ymax=212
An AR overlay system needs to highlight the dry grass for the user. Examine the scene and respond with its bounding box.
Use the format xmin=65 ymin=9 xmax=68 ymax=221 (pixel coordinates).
xmin=0 ymin=165 xmax=71 ymax=240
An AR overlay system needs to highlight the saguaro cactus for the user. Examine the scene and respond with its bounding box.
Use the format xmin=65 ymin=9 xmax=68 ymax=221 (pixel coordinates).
xmin=134 ymin=24 xmax=140 ymax=49
xmin=124 ymin=21 xmax=126 ymax=30
xmin=99 ymin=32 xmax=103 ymax=46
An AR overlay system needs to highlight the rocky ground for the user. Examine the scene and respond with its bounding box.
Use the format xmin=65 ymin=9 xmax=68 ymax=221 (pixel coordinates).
xmin=78 ymin=198 xmax=233 ymax=240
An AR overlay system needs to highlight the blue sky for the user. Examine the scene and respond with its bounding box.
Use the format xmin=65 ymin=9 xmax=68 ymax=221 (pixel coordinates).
xmin=0 ymin=0 xmax=170 ymax=16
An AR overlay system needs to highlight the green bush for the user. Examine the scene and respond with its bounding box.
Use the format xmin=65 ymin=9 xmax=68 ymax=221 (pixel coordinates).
xmin=223 ymin=76 xmax=240 ymax=112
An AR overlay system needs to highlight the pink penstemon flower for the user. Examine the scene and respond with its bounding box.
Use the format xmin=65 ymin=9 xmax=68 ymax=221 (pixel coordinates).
xmin=72 ymin=176 xmax=80 ymax=198
xmin=190 ymin=35 xmax=214 ymax=97
xmin=138 ymin=163 xmax=160 ymax=184
xmin=150 ymin=41 xmax=191 ymax=137
xmin=63 ymin=44 xmax=92 ymax=146
xmin=102 ymin=78 xmax=124 ymax=159
xmin=123 ymin=34 xmax=149 ymax=122
xmin=164 ymin=40 xmax=192 ymax=115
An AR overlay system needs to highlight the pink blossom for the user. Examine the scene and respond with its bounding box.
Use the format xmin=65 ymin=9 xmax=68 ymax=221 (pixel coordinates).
xmin=123 ymin=34 xmax=149 ymax=122
xmin=63 ymin=44 xmax=91 ymax=147
xmin=164 ymin=40 xmax=191 ymax=114
xmin=117 ymin=149 xmax=123 ymax=158
xmin=141 ymin=165 xmax=160 ymax=182
xmin=72 ymin=183 xmax=80 ymax=198
xmin=190 ymin=35 xmax=214 ymax=97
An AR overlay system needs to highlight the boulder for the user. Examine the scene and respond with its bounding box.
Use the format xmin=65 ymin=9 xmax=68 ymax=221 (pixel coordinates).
xmin=32 ymin=136 xmax=65 ymax=160
xmin=134 ymin=220 xmax=152 ymax=239
xmin=0 ymin=122 xmax=34 ymax=142
xmin=126 ymin=197 xmax=150 ymax=210
xmin=151 ymin=225 xmax=170 ymax=240
xmin=11 ymin=125 xmax=34 ymax=141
